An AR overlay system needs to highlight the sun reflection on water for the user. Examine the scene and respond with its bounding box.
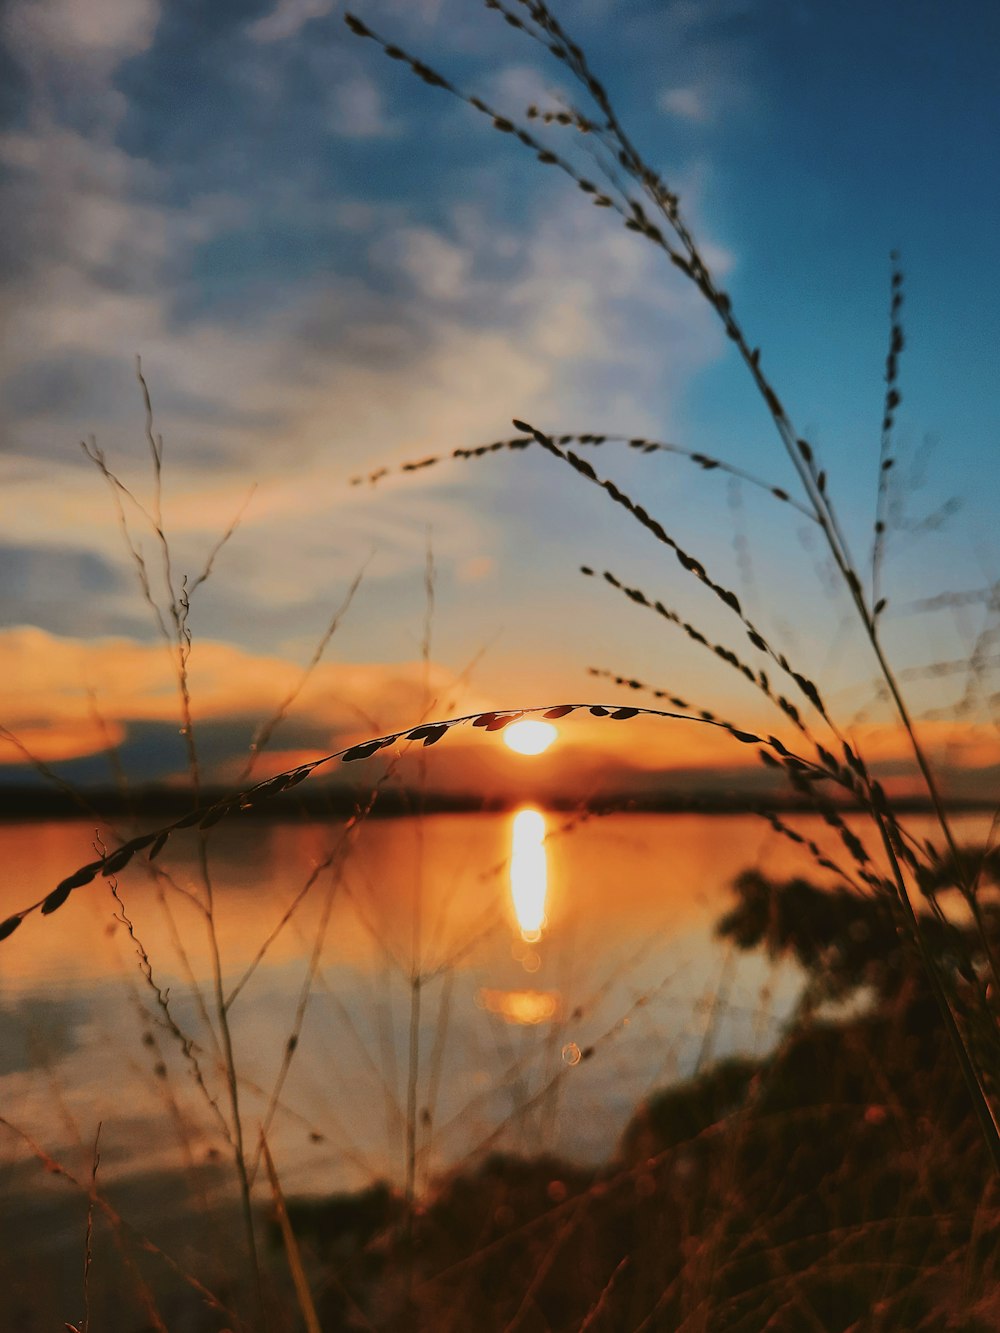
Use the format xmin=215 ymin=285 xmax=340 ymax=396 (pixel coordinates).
xmin=510 ymin=806 xmax=548 ymax=942
xmin=477 ymin=988 xmax=559 ymax=1025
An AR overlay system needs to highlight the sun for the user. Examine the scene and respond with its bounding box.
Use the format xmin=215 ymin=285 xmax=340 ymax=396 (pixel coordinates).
xmin=503 ymin=719 xmax=558 ymax=756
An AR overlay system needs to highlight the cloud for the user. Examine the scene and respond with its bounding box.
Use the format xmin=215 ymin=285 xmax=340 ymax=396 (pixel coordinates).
xmin=0 ymin=625 xmax=477 ymax=767
xmin=0 ymin=0 xmax=744 ymax=716
xmin=1 ymin=0 xmax=161 ymax=140
xmin=0 ymin=543 xmax=146 ymax=639
xmin=392 ymin=228 xmax=471 ymax=300
xmin=659 ymin=85 xmax=711 ymax=124
xmin=3 ymin=0 xmax=159 ymax=63
xmin=0 ymin=123 xmax=262 ymax=471
xmin=247 ymin=0 xmax=336 ymax=44
xmin=0 ymin=125 xmax=167 ymax=287
xmin=327 ymin=71 xmax=401 ymax=139
xmin=0 ymin=157 xmax=735 ymax=651
xmin=484 ymin=63 xmax=568 ymax=118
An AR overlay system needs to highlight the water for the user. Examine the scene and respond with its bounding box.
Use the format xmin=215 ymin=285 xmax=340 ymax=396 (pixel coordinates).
xmin=0 ymin=810 xmax=986 ymax=1237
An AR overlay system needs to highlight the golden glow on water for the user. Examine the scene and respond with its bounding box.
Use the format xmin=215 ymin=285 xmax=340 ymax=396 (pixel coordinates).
xmin=502 ymin=720 xmax=558 ymax=755
xmin=510 ymin=807 xmax=548 ymax=941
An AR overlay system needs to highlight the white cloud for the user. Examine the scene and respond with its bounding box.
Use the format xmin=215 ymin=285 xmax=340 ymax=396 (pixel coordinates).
xmin=659 ymin=85 xmax=711 ymax=124
xmin=0 ymin=127 xmax=173 ymax=291
xmin=392 ymin=228 xmax=472 ymax=301
xmin=1 ymin=0 xmax=160 ymax=136
xmin=505 ymin=194 xmax=729 ymax=383
xmin=0 ymin=169 xmax=735 ymax=622
xmin=484 ymin=63 xmax=566 ymax=118
xmin=0 ymin=0 xmax=735 ymax=667
xmin=247 ymin=0 xmax=336 ymax=43
xmin=327 ymin=72 xmax=401 ymax=139
xmin=3 ymin=0 xmax=159 ymax=61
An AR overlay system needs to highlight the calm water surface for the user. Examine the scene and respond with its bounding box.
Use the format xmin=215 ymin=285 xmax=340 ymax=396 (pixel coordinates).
xmin=0 ymin=810 xmax=987 ymax=1205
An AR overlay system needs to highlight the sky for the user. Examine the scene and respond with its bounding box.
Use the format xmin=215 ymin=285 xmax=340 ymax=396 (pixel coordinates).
xmin=1 ymin=0 xmax=998 ymax=800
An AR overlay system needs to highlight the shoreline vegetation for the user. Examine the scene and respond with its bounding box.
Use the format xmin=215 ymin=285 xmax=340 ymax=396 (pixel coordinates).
xmin=2 ymin=785 xmax=995 ymax=822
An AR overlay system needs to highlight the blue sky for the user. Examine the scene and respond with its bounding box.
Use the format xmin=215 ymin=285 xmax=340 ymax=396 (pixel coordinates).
xmin=1 ymin=0 xmax=998 ymax=790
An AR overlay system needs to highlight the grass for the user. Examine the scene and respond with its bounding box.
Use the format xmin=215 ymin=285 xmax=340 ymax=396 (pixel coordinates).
xmin=1 ymin=1 xmax=999 ymax=1329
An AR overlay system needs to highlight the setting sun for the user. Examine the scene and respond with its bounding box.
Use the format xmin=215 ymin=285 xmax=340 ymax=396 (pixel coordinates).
xmin=503 ymin=719 xmax=558 ymax=755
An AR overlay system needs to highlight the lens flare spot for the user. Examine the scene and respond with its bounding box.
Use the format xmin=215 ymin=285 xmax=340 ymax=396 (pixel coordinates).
xmin=503 ymin=720 xmax=558 ymax=755
xmin=477 ymin=988 xmax=560 ymax=1025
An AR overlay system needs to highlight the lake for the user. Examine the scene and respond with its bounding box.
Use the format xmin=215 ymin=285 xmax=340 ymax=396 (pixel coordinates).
xmin=0 ymin=808 xmax=987 ymax=1326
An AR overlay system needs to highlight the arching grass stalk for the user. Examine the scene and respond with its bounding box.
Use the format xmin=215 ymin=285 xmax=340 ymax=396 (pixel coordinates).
xmin=1 ymin=700 xmax=838 ymax=937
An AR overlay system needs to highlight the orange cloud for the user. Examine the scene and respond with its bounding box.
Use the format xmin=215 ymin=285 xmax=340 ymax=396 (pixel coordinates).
xmin=0 ymin=625 xmax=478 ymax=768
xmin=1 ymin=719 xmax=127 ymax=764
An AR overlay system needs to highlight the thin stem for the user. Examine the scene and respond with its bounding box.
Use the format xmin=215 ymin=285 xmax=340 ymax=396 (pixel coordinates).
xmin=405 ymin=973 xmax=422 ymax=1212
xmin=199 ymin=841 xmax=264 ymax=1317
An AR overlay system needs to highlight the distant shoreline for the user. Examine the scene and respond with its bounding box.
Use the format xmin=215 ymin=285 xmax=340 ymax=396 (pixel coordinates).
xmin=0 ymin=785 xmax=992 ymax=822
